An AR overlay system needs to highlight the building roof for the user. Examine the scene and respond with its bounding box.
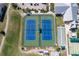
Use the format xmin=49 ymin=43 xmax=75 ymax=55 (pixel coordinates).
xmin=17 ymin=3 xmax=47 ymax=10
xmin=57 ymin=26 xmax=66 ymax=47
xmin=55 ymin=3 xmax=69 ymax=15
xmin=70 ymin=21 xmax=77 ymax=29
xmin=63 ymin=3 xmax=78 ymax=22
xmin=70 ymin=43 xmax=79 ymax=55
xmin=55 ymin=3 xmax=78 ymax=22
xmin=70 ymin=37 xmax=79 ymax=43
xmin=71 ymin=4 xmax=78 ymax=21
xmin=50 ymin=51 xmax=59 ymax=56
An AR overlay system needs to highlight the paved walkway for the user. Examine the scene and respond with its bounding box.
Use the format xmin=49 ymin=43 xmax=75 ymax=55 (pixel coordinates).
xmin=48 ymin=3 xmax=50 ymax=12
xmin=0 ymin=4 xmax=11 ymax=53
xmin=65 ymin=24 xmax=70 ymax=56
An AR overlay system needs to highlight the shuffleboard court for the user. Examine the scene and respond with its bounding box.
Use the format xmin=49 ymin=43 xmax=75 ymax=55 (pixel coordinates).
xmin=23 ymin=15 xmax=39 ymax=47
xmin=41 ymin=15 xmax=55 ymax=46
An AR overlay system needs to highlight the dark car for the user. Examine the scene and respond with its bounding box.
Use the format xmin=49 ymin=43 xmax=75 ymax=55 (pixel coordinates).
xmin=0 ymin=4 xmax=7 ymax=22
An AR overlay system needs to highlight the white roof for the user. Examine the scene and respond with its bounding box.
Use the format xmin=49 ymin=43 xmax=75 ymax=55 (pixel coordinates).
xmin=70 ymin=21 xmax=77 ymax=28
xmin=55 ymin=3 xmax=78 ymax=22
xmin=70 ymin=43 xmax=79 ymax=54
xmin=77 ymin=15 xmax=79 ymax=20
xmin=55 ymin=3 xmax=71 ymax=6
xmin=17 ymin=3 xmax=47 ymax=10
xmin=57 ymin=26 xmax=66 ymax=47
xmin=43 ymin=50 xmax=48 ymax=53
xmin=71 ymin=33 xmax=77 ymax=37
xmin=63 ymin=4 xmax=73 ymax=21
xmin=51 ymin=51 xmax=59 ymax=56
xmin=63 ymin=3 xmax=78 ymax=21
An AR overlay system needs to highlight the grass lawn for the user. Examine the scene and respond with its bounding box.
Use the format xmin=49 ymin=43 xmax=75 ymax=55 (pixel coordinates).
xmin=0 ymin=17 xmax=7 ymax=45
xmin=77 ymin=29 xmax=79 ymax=38
xmin=1 ymin=10 xmax=21 ymax=55
xmin=0 ymin=3 xmax=8 ymax=32
xmin=0 ymin=16 xmax=7 ymax=32
xmin=1 ymin=6 xmax=41 ymax=56
xmin=56 ymin=16 xmax=64 ymax=26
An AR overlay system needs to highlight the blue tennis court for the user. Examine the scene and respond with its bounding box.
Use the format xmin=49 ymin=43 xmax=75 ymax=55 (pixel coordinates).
xmin=23 ymin=15 xmax=55 ymax=47
xmin=23 ymin=16 xmax=39 ymax=47
xmin=41 ymin=15 xmax=55 ymax=46
xmin=25 ymin=20 xmax=36 ymax=40
xmin=42 ymin=20 xmax=52 ymax=40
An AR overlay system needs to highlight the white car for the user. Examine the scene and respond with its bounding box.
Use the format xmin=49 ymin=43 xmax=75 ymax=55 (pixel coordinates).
xmin=71 ymin=33 xmax=77 ymax=38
